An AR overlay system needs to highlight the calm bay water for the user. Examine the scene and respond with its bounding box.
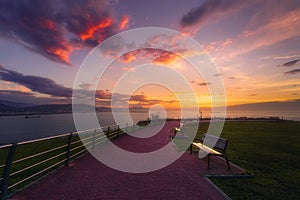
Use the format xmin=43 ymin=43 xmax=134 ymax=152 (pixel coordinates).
xmin=0 ymin=112 xmax=149 ymax=144
xmin=0 ymin=109 xmax=299 ymax=144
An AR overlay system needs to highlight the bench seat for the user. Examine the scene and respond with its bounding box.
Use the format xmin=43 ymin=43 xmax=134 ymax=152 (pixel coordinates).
xmin=190 ymin=134 xmax=231 ymax=169
xmin=191 ymin=142 xmax=222 ymax=155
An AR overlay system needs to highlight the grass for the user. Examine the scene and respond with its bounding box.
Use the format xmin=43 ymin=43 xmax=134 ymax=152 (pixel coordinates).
xmin=192 ymin=121 xmax=300 ymax=200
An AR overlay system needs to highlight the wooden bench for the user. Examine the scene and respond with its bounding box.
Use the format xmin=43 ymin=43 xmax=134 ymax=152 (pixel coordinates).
xmin=189 ymin=134 xmax=231 ymax=169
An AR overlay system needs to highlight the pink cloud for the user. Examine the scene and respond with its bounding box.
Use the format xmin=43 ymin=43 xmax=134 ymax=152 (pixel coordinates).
xmin=204 ymin=38 xmax=233 ymax=53
xmin=215 ymin=9 xmax=300 ymax=59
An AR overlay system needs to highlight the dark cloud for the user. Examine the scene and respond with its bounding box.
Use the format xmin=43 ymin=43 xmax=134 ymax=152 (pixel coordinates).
xmin=0 ymin=90 xmax=34 ymax=96
xmin=79 ymin=83 xmax=93 ymax=90
xmin=0 ymin=90 xmax=70 ymax=105
xmin=181 ymin=0 xmax=245 ymax=29
xmin=228 ymin=76 xmax=236 ymax=79
xmin=0 ymin=65 xmax=132 ymax=105
xmin=198 ymin=82 xmax=211 ymax=86
xmin=96 ymin=90 xmax=112 ymax=99
xmin=130 ymin=94 xmax=148 ymax=102
xmin=0 ymin=0 xmax=125 ymax=65
xmin=0 ymin=65 xmax=177 ymax=107
xmin=282 ymin=59 xmax=299 ymax=67
xmin=0 ymin=65 xmax=72 ymax=97
xmin=284 ymin=69 xmax=300 ymax=75
xmin=129 ymin=94 xmax=177 ymax=107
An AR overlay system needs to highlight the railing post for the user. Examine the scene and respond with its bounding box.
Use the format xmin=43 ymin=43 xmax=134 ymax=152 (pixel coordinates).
xmin=65 ymin=133 xmax=73 ymax=166
xmin=117 ymin=125 xmax=120 ymax=137
xmin=1 ymin=143 xmax=17 ymax=200
xmin=92 ymin=129 xmax=96 ymax=150
xmin=107 ymin=126 xmax=110 ymax=137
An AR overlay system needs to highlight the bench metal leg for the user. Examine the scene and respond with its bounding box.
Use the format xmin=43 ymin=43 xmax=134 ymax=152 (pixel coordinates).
xmin=224 ymin=155 xmax=231 ymax=170
xmin=207 ymin=154 xmax=211 ymax=169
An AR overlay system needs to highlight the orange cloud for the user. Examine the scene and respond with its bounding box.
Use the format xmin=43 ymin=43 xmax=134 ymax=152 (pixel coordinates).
xmin=47 ymin=46 xmax=73 ymax=65
xmin=120 ymin=52 xmax=136 ymax=63
xmin=119 ymin=15 xmax=130 ymax=30
xmin=80 ymin=18 xmax=112 ymax=40
xmin=152 ymin=52 xmax=180 ymax=65
xmin=119 ymin=49 xmax=181 ymax=66
xmin=0 ymin=81 xmax=31 ymax=93
xmin=129 ymin=94 xmax=178 ymax=108
xmin=122 ymin=67 xmax=136 ymax=72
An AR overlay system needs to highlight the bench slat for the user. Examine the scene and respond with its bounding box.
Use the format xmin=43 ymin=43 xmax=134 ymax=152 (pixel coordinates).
xmin=192 ymin=142 xmax=222 ymax=155
xmin=190 ymin=134 xmax=231 ymax=169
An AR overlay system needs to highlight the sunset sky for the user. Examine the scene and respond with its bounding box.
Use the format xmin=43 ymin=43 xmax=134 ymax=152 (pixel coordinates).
xmin=0 ymin=0 xmax=299 ymax=109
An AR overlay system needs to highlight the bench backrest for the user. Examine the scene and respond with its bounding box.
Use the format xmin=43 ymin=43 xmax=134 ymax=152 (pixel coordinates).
xmin=201 ymin=134 xmax=228 ymax=152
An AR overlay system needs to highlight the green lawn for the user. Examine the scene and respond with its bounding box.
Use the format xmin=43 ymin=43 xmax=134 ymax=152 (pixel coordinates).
xmin=196 ymin=121 xmax=300 ymax=200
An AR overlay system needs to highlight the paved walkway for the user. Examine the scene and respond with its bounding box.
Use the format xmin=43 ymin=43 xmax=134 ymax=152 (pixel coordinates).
xmin=11 ymin=121 xmax=243 ymax=200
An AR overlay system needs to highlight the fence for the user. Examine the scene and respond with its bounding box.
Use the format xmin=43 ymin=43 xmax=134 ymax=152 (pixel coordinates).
xmin=0 ymin=121 xmax=155 ymax=200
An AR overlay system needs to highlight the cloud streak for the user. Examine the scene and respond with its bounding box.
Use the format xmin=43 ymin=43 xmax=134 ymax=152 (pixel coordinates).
xmin=285 ymin=69 xmax=300 ymax=75
xmin=198 ymin=82 xmax=211 ymax=86
xmin=180 ymin=0 xmax=248 ymax=31
xmin=0 ymin=90 xmax=69 ymax=105
xmin=282 ymin=59 xmax=299 ymax=67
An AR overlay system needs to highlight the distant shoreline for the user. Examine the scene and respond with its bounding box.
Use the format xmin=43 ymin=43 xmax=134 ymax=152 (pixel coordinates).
xmin=1 ymin=111 xmax=299 ymax=122
xmin=0 ymin=110 xmax=149 ymax=117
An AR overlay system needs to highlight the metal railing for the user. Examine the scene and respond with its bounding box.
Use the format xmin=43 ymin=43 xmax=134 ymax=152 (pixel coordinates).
xmin=0 ymin=120 xmax=164 ymax=200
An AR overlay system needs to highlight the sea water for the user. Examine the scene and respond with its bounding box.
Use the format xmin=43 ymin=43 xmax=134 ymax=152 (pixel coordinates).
xmin=0 ymin=109 xmax=299 ymax=143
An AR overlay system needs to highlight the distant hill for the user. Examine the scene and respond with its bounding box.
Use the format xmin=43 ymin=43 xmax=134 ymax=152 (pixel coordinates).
xmin=0 ymin=103 xmax=19 ymax=112
xmin=24 ymin=104 xmax=73 ymax=113
xmin=0 ymin=100 xmax=35 ymax=108
xmin=0 ymin=100 xmax=113 ymax=115
xmin=27 ymin=104 xmax=112 ymax=113
xmin=228 ymin=99 xmax=300 ymax=111
xmin=0 ymin=99 xmax=298 ymax=116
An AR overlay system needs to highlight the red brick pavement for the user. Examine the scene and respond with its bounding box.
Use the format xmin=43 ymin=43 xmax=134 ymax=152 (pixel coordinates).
xmin=11 ymin=121 xmax=243 ymax=200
